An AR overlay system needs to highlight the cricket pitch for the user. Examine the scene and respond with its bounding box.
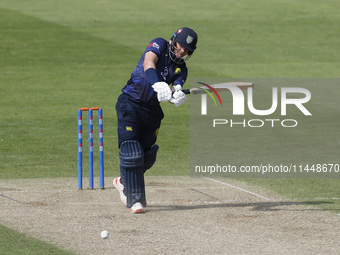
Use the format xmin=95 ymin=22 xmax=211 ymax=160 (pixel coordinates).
xmin=0 ymin=177 xmax=339 ymax=255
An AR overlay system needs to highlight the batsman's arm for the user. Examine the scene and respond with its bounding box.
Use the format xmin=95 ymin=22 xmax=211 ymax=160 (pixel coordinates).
xmin=143 ymin=51 xmax=158 ymax=71
xmin=144 ymin=51 xmax=159 ymax=85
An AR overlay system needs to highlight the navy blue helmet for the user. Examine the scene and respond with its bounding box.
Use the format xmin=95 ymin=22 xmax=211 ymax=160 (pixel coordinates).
xmin=169 ymin=27 xmax=198 ymax=64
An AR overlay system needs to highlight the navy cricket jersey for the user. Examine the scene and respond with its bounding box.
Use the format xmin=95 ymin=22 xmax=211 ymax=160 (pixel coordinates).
xmin=122 ymin=38 xmax=188 ymax=105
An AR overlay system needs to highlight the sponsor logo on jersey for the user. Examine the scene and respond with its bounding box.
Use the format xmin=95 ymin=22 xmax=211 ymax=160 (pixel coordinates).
xmin=148 ymin=42 xmax=160 ymax=49
xmin=154 ymin=128 xmax=159 ymax=137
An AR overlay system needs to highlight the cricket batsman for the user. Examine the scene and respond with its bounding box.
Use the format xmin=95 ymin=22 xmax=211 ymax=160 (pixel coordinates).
xmin=113 ymin=27 xmax=198 ymax=213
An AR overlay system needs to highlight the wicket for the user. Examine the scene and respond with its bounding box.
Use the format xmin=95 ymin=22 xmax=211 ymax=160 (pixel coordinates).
xmin=78 ymin=107 xmax=104 ymax=189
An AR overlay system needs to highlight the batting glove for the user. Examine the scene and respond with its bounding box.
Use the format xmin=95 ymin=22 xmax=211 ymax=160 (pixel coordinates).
xmin=152 ymin=82 xmax=172 ymax=102
xmin=170 ymin=85 xmax=187 ymax=107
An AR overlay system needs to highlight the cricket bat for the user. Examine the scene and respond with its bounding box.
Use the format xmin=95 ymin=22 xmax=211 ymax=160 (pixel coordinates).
xmin=182 ymin=82 xmax=254 ymax=95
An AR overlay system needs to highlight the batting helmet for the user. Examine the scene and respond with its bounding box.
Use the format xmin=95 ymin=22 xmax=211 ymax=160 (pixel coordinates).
xmin=169 ymin=27 xmax=198 ymax=64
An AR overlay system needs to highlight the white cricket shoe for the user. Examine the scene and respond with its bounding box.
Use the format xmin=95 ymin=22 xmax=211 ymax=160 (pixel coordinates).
xmin=131 ymin=202 xmax=144 ymax=214
xmin=112 ymin=177 xmax=127 ymax=206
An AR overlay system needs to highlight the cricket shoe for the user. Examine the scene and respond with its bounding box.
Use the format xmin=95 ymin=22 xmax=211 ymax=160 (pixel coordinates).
xmin=112 ymin=177 xmax=127 ymax=206
xmin=131 ymin=202 xmax=144 ymax=214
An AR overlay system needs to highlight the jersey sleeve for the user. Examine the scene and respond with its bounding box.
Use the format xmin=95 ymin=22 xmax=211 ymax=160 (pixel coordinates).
xmin=144 ymin=38 xmax=165 ymax=57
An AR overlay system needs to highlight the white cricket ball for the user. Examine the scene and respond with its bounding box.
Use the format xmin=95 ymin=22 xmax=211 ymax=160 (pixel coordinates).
xmin=100 ymin=230 xmax=109 ymax=239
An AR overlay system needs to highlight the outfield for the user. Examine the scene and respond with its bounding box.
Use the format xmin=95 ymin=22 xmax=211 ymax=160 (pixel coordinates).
xmin=0 ymin=0 xmax=339 ymax=254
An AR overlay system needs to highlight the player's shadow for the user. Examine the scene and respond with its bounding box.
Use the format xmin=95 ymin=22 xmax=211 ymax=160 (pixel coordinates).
xmin=148 ymin=200 xmax=334 ymax=212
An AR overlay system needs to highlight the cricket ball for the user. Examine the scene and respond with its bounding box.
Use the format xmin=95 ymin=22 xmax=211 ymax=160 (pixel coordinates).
xmin=100 ymin=230 xmax=109 ymax=239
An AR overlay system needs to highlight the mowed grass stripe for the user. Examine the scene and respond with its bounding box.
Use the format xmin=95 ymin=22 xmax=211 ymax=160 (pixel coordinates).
xmin=0 ymin=7 xmax=129 ymax=178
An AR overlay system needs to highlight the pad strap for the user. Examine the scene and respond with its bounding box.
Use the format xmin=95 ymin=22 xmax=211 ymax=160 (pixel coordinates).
xmin=144 ymin=144 xmax=159 ymax=173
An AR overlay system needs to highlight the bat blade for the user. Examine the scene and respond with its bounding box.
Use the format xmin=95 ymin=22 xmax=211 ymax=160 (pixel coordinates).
xmin=183 ymin=82 xmax=254 ymax=95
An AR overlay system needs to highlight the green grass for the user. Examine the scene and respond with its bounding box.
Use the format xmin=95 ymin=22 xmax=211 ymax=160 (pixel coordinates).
xmin=0 ymin=224 xmax=74 ymax=255
xmin=0 ymin=0 xmax=339 ymax=253
xmin=243 ymin=178 xmax=340 ymax=213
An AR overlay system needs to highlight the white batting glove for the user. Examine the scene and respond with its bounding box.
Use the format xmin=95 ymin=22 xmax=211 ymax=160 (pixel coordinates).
xmin=152 ymin=82 xmax=172 ymax=102
xmin=172 ymin=84 xmax=182 ymax=92
xmin=170 ymin=85 xmax=187 ymax=107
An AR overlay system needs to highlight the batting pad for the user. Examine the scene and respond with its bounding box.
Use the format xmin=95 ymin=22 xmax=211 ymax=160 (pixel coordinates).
xmin=119 ymin=140 xmax=146 ymax=207
xmin=144 ymin=144 xmax=159 ymax=173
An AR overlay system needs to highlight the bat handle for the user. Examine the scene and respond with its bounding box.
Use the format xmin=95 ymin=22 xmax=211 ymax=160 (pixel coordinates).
xmin=182 ymin=89 xmax=190 ymax=94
